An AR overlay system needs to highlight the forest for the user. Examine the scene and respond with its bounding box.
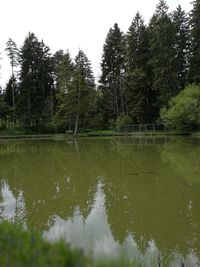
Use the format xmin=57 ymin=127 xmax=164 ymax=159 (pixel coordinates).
xmin=0 ymin=0 xmax=200 ymax=134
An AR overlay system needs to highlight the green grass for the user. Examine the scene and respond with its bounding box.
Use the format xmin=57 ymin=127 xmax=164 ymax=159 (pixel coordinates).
xmin=77 ymin=130 xmax=175 ymax=137
xmin=0 ymin=121 xmax=190 ymax=138
xmin=0 ymin=221 xmax=88 ymax=267
xmin=0 ymin=127 xmax=183 ymax=140
xmin=0 ymin=221 xmax=153 ymax=267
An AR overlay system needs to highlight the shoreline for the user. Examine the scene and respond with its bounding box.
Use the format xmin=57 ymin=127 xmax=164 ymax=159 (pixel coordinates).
xmin=0 ymin=131 xmax=191 ymax=140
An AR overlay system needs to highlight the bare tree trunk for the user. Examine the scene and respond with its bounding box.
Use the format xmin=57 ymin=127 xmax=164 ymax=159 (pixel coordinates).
xmin=74 ymin=81 xmax=81 ymax=135
xmin=11 ymin=66 xmax=15 ymax=107
xmin=113 ymin=85 xmax=119 ymax=118
xmin=119 ymin=76 xmax=125 ymax=115
xmin=112 ymin=68 xmax=119 ymax=118
xmin=68 ymin=115 xmax=72 ymax=131
xmin=74 ymin=111 xmax=79 ymax=134
xmin=11 ymin=65 xmax=15 ymax=121
xmin=115 ymin=95 xmax=119 ymax=117
xmin=28 ymin=91 xmax=31 ymax=127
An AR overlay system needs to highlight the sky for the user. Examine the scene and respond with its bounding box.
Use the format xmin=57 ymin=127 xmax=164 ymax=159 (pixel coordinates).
xmin=0 ymin=0 xmax=191 ymax=88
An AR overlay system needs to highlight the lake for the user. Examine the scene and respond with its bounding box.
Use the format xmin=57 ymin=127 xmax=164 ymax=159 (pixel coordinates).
xmin=0 ymin=136 xmax=200 ymax=266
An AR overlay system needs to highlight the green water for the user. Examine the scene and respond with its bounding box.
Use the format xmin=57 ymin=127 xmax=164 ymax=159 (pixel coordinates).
xmin=0 ymin=136 xmax=200 ymax=265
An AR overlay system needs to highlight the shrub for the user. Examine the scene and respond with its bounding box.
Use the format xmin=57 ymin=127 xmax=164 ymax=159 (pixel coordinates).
xmin=160 ymin=84 xmax=200 ymax=133
xmin=0 ymin=221 xmax=141 ymax=267
xmin=0 ymin=221 xmax=87 ymax=267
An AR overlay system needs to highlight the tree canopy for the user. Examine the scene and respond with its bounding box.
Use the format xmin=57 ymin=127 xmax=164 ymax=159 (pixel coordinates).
xmin=161 ymin=84 xmax=200 ymax=132
xmin=1 ymin=0 xmax=200 ymax=133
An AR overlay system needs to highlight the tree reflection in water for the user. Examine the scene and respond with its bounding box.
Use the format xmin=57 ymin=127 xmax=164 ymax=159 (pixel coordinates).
xmin=0 ymin=137 xmax=200 ymax=266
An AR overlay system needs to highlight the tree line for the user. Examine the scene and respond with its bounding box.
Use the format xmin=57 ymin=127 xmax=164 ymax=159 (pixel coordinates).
xmin=0 ymin=0 xmax=200 ymax=133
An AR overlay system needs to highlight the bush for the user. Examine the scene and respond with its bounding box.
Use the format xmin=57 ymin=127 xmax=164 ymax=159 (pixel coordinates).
xmin=0 ymin=221 xmax=87 ymax=267
xmin=0 ymin=221 xmax=141 ymax=267
xmin=160 ymin=84 xmax=200 ymax=133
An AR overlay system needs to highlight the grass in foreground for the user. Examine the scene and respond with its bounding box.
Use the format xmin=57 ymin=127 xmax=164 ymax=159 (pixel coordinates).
xmin=0 ymin=221 xmax=87 ymax=267
xmin=0 ymin=221 xmax=151 ymax=267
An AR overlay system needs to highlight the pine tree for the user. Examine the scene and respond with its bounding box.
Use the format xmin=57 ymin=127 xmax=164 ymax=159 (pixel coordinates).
xmin=172 ymin=5 xmax=189 ymax=91
xmin=18 ymin=33 xmax=54 ymax=127
xmin=65 ymin=50 xmax=96 ymax=134
xmin=149 ymin=0 xmax=176 ymax=108
xmin=52 ymin=50 xmax=66 ymax=87
xmin=126 ymin=12 xmax=156 ymax=123
xmin=5 ymin=38 xmax=19 ymax=113
xmin=188 ymin=0 xmax=200 ymax=84
xmin=4 ymin=76 xmax=18 ymax=109
xmin=99 ymin=23 xmax=126 ymax=122
xmin=0 ymin=89 xmax=10 ymax=119
xmin=54 ymin=50 xmax=74 ymax=129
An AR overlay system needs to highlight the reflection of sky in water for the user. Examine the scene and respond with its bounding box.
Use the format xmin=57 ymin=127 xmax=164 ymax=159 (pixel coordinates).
xmin=0 ymin=179 xmax=199 ymax=266
xmin=44 ymin=182 xmax=200 ymax=266
xmin=0 ymin=181 xmax=25 ymax=221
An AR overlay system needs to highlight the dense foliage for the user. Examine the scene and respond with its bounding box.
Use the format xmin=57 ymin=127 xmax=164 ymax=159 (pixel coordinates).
xmin=0 ymin=221 xmax=143 ymax=267
xmin=0 ymin=0 xmax=200 ymax=133
xmin=161 ymin=84 xmax=200 ymax=132
xmin=0 ymin=221 xmax=86 ymax=267
xmin=126 ymin=12 xmax=155 ymax=123
xmin=99 ymin=23 xmax=126 ymax=123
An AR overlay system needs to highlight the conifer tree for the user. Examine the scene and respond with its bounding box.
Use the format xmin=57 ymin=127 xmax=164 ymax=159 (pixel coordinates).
xmin=18 ymin=33 xmax=54 ymax=127
xmin=188 ymin=0 xmax=200 ymax=84
xmin=54 ymin=50 xmax=74 ymax=129
xmin=4 ymin=76 xmax=18 ymax=109
xmin=172 ymin=5 xmax=189 ymax=91
xmin=5 ymin=38 xmax=19 ymax=113
xmin=99 ymin=23 xmax=126 ymax=122
xmin=126 ymin=12 xmax=156 ymax=123
xmin=65 ymin=50 xmax=96 ymax=134
xmin=149 ymin=0 xmax=176 ymax=108
xmin=52 ymin=50 xmax=66 ymax=87
xmin=0 ymin=88 xmax=10 ymax=119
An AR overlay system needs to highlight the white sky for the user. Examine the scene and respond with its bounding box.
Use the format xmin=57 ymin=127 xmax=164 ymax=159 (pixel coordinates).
xmin=0 ymin=0 xmax=191 ymax=88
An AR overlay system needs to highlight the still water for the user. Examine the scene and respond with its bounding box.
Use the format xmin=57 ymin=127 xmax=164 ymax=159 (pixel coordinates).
xmin=0 ymin=136 xmax=200 ymax=265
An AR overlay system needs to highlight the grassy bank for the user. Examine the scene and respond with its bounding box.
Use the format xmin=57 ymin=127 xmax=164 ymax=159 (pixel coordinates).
xmin=0 ymin=221 xmax=86 ymax=267
xmin=0 ymin=221 xmax=148 ymax=267
xmin=76 ymin=130 xmax=183 ymax=137
xmin=0 ymin=129 xmax=181 ymax=140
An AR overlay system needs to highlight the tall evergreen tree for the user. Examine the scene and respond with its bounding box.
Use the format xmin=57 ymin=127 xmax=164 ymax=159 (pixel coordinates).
xmin=172 ymin=5 xmax=189 ymax=91
xmin=5 ymin=38 xmax=19 ymax=112
xmin=0 ymin=89 xmax=10 ymax=119
xmin=55 ymin=50 xmax=74 ymax=129
xmin=188 ymin=0 xmax=200 ymax=84
xmin=65 ymin=50 xmax=96 ymax=134
xmin=18 ymin=33 xmax=54 ymax=127
xmin=99 ymin=23 xmax=126 ymax=122
xmin=4 ymin=76 xmax=18 ymax=109
xmin=52 ymin=50 xmax=66 ymax=87
xmin=126 ymin=12 xmax=156 ymax=123
xmin=149 ymin=0 xmax=176 ymax=108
